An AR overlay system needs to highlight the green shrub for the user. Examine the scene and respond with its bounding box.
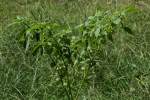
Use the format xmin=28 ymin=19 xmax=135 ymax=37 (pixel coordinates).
xmin=3 ymin=6 xmax=135 ymax=99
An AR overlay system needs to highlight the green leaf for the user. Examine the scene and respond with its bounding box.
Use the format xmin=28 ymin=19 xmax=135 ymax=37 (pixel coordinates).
xmin=125 ymin=6 xmax=138 ymax=13
xmin=95 ymin=28 xmax=100 ymax=37
xmin=113 ymin=18 xmax=121 ymax=25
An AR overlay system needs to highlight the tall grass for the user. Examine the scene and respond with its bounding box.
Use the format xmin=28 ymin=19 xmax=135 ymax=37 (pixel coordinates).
xmin=0 ymin=0 xmax=150 ymax=100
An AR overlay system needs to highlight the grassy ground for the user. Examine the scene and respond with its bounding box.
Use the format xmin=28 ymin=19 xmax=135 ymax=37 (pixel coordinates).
xmin=0 ymin=0 xmax=150 ymax=100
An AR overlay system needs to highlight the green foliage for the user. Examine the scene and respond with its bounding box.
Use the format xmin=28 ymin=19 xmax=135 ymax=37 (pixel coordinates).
xmin=1 ymin=0 xmax=150 ymax=99
xmin=7 ymin=6 xmax=136 ymax=99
